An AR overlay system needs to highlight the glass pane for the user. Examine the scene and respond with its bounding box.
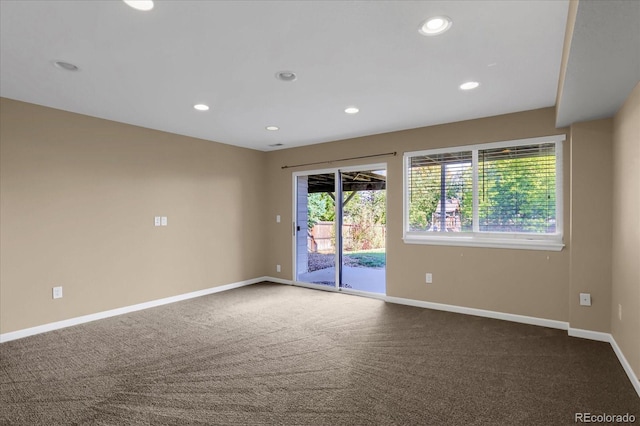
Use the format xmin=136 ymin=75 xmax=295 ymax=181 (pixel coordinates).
xmin=408 ymin=152 xmax=473 ymax=232
xmin=478 ymin=143 xmax=556 ymax=233
xmin=340 ymin=169 xmax=386 ymax=294
xmin=295 ymin=174 xmax=336 ymax=287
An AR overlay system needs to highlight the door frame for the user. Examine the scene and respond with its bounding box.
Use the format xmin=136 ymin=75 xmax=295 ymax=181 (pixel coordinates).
xmin=291 ymin=162 xmax=387 ymax=296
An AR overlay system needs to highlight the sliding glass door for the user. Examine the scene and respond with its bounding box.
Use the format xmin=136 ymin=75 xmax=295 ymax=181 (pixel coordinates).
xmin=294 ymin=173 xmax=337 ymax=288
xmin=340 ymin=169 xmax=387 ymax=293
xmin=293 ymin=165 xmax=386 ymax=294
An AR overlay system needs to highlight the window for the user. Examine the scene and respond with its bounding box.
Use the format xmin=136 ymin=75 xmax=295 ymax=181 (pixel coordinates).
xmin=404 ymin=135 xmax=564 ymax=251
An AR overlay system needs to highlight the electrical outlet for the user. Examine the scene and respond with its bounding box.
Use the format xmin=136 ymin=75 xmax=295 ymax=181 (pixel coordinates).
xmin=276 ymin=264 xmax=281 ymax=273
xmin=52 ymin=286 xmax=63 ymax=299
xmin=161 ymin=216 xmax=168 ymax=226
xmin=154 ymin=216 xmax=161 ymax=226
xmin=579 ymin=293 xmax=591 ymax=306
xmin=619 ymin=304 xmax=622 ymax=321
xmin=426 ymin=273 xmax=432 ymax=284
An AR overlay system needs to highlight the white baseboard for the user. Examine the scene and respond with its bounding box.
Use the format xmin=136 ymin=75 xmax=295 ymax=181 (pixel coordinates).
xmin=610 ymin=335 xmax=640 ymax=398
xmin=384 ymin=296 xmax=638 ymax=399
xmin=380 ymin=294 xmax=640 ymax=398
xmin=567 ymin=327 xmax=611 ymax=342
xmin=268 ymin=280 xmax=640 ymax=398
xmin=385 ymin=295 xmax=569 ymax=330
xmin=0 ymin=277 xmax=261 ymax=343
xmin=3 ymin=277 xmax=638 ymax=399
xmin=263 ymin=276 xmax=293 ymax=285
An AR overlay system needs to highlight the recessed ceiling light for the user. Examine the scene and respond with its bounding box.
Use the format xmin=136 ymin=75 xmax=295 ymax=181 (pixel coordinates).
xmin=193 ymin=104 xmax=209 ymax=111
xmin=123 ymin=0 xmax=154 ymax=11
xmin=419 ymin=16 xmax=452 ymax=36
xmin=53 ymin=61 xmax=79 ymax=71
xmin=276 ymin=71 xmax=297 ymax=82
xmin=345 ymin=107 xmax=359 ymax=114
xmin=459 ymin=81 xmax=480 ymax=90
xmin=266 ymin=126 xmax=279 ymax=131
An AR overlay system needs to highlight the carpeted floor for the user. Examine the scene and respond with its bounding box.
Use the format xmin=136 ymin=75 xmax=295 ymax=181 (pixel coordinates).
xmin=1 ymin=282 xmax=638 ymax=425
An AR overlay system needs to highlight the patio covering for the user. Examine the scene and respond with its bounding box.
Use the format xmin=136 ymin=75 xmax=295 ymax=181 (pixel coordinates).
xmin=307 ymin=171 xmax=386 ymax=193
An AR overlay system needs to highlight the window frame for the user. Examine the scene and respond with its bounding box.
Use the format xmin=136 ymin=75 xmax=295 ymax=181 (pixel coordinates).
xmin=403 ymin=135 xmax=565 ymax=251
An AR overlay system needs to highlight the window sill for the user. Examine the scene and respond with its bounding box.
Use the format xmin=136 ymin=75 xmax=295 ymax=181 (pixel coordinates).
xmin=403 ymin=235 xmax=564 ymax=251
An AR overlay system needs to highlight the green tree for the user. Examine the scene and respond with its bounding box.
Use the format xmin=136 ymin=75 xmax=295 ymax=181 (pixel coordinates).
xmin=478 ymin=155 xmax=555 ymax=233
xmin=343 ymin=190 xmax=387 ymax=250
xmin=408 ymin=162 xmax=472 ymax=231
xmin=307 ymin=192 xmax=335 ymax=228
xmin=408 ymin=165 xmax=440 ymax=230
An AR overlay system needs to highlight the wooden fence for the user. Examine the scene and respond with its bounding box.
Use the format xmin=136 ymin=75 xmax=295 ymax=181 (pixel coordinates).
xmin=308 ymin=221 xmax=386 ymax=252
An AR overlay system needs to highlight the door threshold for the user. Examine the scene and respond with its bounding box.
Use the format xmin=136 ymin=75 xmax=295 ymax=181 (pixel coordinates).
xmin=291 ymin=281 xmax=386 ymax=300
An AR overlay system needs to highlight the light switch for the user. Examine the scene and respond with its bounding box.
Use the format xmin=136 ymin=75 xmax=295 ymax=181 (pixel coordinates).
xmin=161 ymin=216 xmax=168 ymax=226
xmin=276 ymin=215 xmax=281 ymax=223
xmin=53 ymin=286 xmax=63 ymax=299
xmin=154 ymin=216 xmax=161 ymax=227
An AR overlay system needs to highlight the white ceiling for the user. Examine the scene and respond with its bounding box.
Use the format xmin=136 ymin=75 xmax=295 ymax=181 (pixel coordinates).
xmin=0 ymin=1 xmax=634 ymax=152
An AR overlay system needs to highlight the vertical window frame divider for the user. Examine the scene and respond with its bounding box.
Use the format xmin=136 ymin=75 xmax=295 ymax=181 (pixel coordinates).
xmin=554 ymin=139 xmax=564 ymax=239
xmin=472 ymin=149 xmax=479 ymax=233
xmin=403 ymin=154 xmax=410 ymax=238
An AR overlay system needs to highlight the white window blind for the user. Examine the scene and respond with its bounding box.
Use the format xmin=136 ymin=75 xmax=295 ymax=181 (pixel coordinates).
xmin=403 ymin=135 xmax=564 ymax=251
xmin=478 ymin=143 xmax=556 ymax=234
xmin=408 ymin=151 xmax=472 ymax=232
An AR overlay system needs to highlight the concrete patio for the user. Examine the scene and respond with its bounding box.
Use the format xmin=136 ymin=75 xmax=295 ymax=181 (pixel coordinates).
xmin=297 ymin=266 xmax=386 ymax=294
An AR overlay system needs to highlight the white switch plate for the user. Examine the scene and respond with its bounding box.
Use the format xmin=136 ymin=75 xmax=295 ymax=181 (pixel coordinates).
xmin=579 ymin=293 xmax=591 ymax=306
xmin=276 ymin=264 xmax=281 ymax=272
xmin=154 ymin=216 xmax=161 ymax=226
xmin=426 ymin=273 xmax=432 ymax=284
xmin=161 ymin=216 xmax=167 ymax=226
xmin=619 ymin=304 xmax=622 ymax=321
xmin=276 ymin=215 xmax=281 ymax=223
xmin=53 ymin=286 xmax=63 ymax=299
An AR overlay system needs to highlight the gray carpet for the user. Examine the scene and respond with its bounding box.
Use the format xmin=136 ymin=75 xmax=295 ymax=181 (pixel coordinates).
xmin=1 ymin=282 xmax=638 ymax=425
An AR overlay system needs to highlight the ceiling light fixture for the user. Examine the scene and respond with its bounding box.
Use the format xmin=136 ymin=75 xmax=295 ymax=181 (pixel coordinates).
xmin=53 ymin=61 xmax=79 ymax=71
xmin=459 ymin=81 xmax=480 ymax=90
xmin=276 ymin=71 xmax=297 ymax=82
xmin=123 ymin=0 xmax=154 ymax=11
xmin=345 ymin=107 xmax=359 ymax=114
xmin=268 ymin=143 xmax=284 ymax=147
xmin=266 ymin=126 xmax=279 ymax=131
xmin=419 ymin=16 xmax=452 ymax=36
xmin=193 ymin=104 xmax=209 ymax=111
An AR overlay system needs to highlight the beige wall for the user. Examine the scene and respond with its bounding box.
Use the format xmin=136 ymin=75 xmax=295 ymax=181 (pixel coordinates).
xmin=0 ymin=95 xmax=631 ymax=370
xmin=612 ymin=82 xmax=640 ymax=379
xmin=266 ymin=108 xmax=573 ymax=322
xmin=569 ymin=119 xmax=613 ymax=332
xmin=0 ymin=98 xmax=267 ymax=333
